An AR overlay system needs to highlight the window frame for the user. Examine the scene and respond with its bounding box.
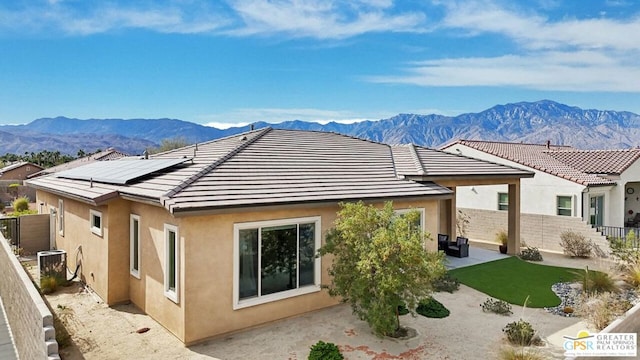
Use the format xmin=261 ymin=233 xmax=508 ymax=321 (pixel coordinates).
xmin=130 ymin=214 xmax=141 ymax=279
xmin=497 ymin=192 xmax=509 ymax=211
xmin=394 ymin=208 xmax=426 ymax=231
xmin=557 ymin=195 xmax=573 ymax=216
xmin=89 ymin=209 xmax=102 ymax=236
xmin=233 ymin=216 xmax=321 ymax=310
xmin=164 ymin=224 xmax=179 ymax=303
xmin=58 ymin=199 xmax=64 ymax=236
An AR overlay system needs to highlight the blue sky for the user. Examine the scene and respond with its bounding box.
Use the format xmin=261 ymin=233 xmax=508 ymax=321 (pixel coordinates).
xmin=1 ymin=1 xmax=640 ymax=127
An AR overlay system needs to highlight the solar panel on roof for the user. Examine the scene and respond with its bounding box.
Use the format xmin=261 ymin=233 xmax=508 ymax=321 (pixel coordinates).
xmin=56 ymin=157 xmax=190 ymax=185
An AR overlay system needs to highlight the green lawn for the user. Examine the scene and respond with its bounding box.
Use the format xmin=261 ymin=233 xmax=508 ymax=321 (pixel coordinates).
xmin=448 ymin=257 xmax=583 ymax=308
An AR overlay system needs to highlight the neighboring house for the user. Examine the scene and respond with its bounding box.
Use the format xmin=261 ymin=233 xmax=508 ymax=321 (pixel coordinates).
xmin=441 ymin=140 xmax=640 ymax=251
xmin=29 ymin=148 xmax=128 ymax=178
xmin=0 ymin=162 xmax=43 ymax=180
xmin=27 ymin=128 xmax=532 ymax=344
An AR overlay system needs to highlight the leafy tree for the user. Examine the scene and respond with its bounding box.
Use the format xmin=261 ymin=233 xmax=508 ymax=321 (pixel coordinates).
xmin=148 ymin=137 xmax=191 ymax=154
xmin=319 ymin=201 xmax=446 ymax=337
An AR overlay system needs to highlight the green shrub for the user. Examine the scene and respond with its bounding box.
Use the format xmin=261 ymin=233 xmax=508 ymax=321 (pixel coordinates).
xmin=480 ymin=298 xmax=513 ymax=316
xmin=416 ymin=297 xmax=450 ymax=318
xmin=40 ymin=275 xmax=60 ymax=294
xmin=503 ymin=319 xmax=535 ymax=346
xmin=559 ymin=231 xmax=592 ymax=258
xmin=518 ymin=247 xmax=543 ymax=261
xmin=433 ymin=272 xmax=460 ymax=293
xmin=397 ymin=303 xmax=409 ymax=315
xmin=12 ymin=196 xmax=29 ymax=212
xmin=308 ymin=340 xmax=343 ymax=360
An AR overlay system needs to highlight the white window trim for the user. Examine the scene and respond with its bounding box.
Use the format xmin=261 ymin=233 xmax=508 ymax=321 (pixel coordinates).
xmin=58 ymin=199 xmax=64 ymax=236
xmin=89 ymin=209 xmax=103 ymax=236
xmin=130 ymin=214 xmax=141 ymax=279
xmin=233 ymin=216 xmax=321 ymax=310
xmin=557 ymin=195 xmax=573 ymax=216
xmin=498 ymin=192 xmax=509 ymax=211
xmin=394 ymin=208 xmax=425 ymax=231
xmin=164 ymin=224 xmax=179 ymax=304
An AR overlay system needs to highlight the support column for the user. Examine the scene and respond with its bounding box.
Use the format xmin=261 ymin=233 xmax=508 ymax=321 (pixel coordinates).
xmin=449 ymin=187 xmax=457 ymax=239
xmin=507 ymin=181 xmax=521 ymax=255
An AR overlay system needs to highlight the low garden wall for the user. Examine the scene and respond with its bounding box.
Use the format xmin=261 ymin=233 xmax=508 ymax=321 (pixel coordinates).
xmin=459 ymin=208 xmax=609 ymax=254
xmin=0 ymin=233 xmax=59 ymax=359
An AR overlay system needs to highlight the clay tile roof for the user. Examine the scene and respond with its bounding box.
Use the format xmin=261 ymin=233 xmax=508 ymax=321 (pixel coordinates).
xmin=446 ymin=140 xmax=638 ymax=186
xmin=27 ymin=129 xmax=535 ymax=214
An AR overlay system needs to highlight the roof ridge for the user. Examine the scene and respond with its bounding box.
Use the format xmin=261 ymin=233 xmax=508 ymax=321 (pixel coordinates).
xmin=461 ymin=139 xmax=574 ymax=148
xmin=407 ymin=143 xmax=426 ymax=175
xmin=160 ymin=127 xmax=272 ymax=206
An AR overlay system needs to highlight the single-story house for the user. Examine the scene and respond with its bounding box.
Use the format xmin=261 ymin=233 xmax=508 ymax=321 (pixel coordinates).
xmin=29 ymin=148 xmax=128 ymax=178
xmin=441 ymin=140 xmax=640 ymax=250
xmin=27 ymin=128 xmax=532 ymax=344
xmin=0 ymin=162 xmax=43 ymax=180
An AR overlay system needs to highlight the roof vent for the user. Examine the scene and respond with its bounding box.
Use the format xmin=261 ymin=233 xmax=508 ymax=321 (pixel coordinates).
xmin=241 ymin=135 xmax=247 ymax=141
xmin=250 ymin=124 xmax=255 ymax=131
xmin=546 ymin=140 xmax=551 ymax=149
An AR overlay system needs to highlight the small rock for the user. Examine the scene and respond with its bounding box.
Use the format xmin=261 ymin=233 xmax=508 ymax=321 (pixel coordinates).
xmin=136 ymin=327 xmax=150 ymax=334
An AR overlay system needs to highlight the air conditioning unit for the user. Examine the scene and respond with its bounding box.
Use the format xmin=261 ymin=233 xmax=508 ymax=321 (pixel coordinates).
xmin=37 ymin=250 xmax=67 ymax=285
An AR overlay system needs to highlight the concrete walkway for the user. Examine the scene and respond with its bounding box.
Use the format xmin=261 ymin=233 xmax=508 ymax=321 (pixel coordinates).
xmin=445 ymin=245 xmax=510 ymax=269
xmin=0 ymin=297 xmax=17 ymax=360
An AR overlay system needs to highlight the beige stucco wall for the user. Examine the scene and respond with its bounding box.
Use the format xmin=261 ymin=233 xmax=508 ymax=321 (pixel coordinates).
xmin=35 ymin=189 xmax=443 ymax=345
xmin=180 ymin=198 xmax=440 ymax=344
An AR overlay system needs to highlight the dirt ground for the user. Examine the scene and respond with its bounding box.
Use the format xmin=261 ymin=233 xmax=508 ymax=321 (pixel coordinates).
xmin=38 ymin=278 xmax=580 ymax=360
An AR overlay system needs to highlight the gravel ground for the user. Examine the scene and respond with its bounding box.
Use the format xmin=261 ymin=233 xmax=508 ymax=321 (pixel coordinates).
xmin=42 ymin=281 xmax=580 ymax=360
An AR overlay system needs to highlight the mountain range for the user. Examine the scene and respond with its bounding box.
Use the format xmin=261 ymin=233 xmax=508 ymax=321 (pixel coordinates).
xmin=1 ymin=100 xmax=639 ymax=156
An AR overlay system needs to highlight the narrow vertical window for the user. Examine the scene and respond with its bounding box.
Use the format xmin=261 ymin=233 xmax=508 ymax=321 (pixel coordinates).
xmin=130 ymin=214 xmax=140 ymax=278
xmin=164 ymin=224 xmax=179 ymax=303
xmin=58 ymin=199 xmax=64 ymax=236
xmin=498 ymin=193 xmax=509 ymax=211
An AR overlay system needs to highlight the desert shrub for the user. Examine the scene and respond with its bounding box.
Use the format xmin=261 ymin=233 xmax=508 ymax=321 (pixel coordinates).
xmin=622 ymin=262 xmax=640 ymax=288
xmin=518 ymin=247 xmax=543 ymax=261
xmin=576 ymin=292 xmax=632 ymax=331
xmin=573 ymin=268 xmax=618 ymax=294
xmin=503 ymin=319 xmax=536 ymax=346
xmin=498 ymin=346 xmax=545 ymax=360
xmin=416 ymin=297 xmax=450 ymax=318
xmin=559 ymin=231 xmax=593 ymax=258
xmin=308 ymin=341 xmax=343 ymax=360
xmin=481 ymin=298 xmax=513 ymax=316
xmin=40 ymin=275 xmax=60 ymax=294
xmin=433 ymin=273 xmax=460 ymax=293
xmin=12 ymin=196 xmax=29 ymax=212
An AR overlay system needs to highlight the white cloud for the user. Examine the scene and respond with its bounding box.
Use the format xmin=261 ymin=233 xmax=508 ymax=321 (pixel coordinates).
xmin=225 ymin=0 xmax=426 ymax=39
xmin=0 ymin=2 xmax=229 ymax=35
xmin=0 ymin=0 xmax=427 ymax=38
xmin=366 ymin=1 xmax=640 ymax=92
xmin=198 ymin=107 xmax=389 ymax=128
xmin=440 ymin=1 xmax=640 ymax=51
xmin=368 ymin=51 xmax=640 ymax=92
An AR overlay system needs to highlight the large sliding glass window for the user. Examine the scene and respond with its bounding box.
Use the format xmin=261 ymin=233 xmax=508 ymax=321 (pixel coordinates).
xmin=234 ymin=217 xmax=321 ymax=309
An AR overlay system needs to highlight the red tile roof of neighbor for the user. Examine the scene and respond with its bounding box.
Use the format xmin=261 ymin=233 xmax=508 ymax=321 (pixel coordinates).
xmin=27 ymin=129 xmax=533 ymax=215
xmin=442 ymin=140 xmax=640 ymax=186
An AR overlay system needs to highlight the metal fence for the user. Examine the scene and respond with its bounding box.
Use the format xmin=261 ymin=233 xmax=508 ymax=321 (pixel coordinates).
xmin=597 ymin=225 xmax=640 ymax=247
xmin=0 ymin=217 xmax=19 ymax=249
